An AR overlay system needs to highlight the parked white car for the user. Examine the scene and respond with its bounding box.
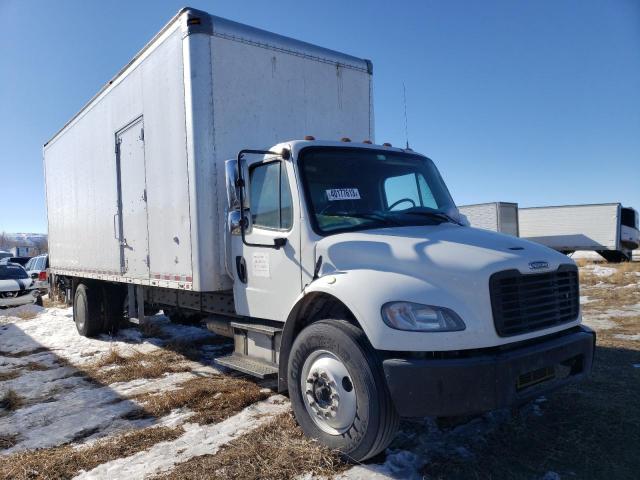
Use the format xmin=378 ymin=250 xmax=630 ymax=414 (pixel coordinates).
xmin=0 ymin=264 xmax=42 ymax=308
xmin=25 ymin=254 xmax=49 ymax=294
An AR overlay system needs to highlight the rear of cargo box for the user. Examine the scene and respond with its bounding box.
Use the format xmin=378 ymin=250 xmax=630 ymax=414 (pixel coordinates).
xmin=44 ymin=8 xmax=373 ymax=293
xmin=519 ymin=204 xmax=620 ymax=251
xmin=458 ymin=202 xmax=519 ymax=236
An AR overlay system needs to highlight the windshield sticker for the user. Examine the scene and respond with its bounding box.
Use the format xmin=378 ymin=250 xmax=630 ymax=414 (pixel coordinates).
xmin=326 ymin=188 xmax=361 ymax=201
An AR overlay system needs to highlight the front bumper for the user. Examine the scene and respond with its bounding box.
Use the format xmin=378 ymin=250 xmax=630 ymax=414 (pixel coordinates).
xmin=383 ymin=326 xmax=595 ymax=417
xmin=0 ymin=291 xmax=39 ymax=308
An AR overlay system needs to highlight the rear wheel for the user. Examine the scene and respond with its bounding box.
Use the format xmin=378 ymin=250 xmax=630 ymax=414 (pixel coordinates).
xmin=288 ymin=320 xmax=399 ymax=462
xmin=73 ymin=283 xmax=103 ymax=337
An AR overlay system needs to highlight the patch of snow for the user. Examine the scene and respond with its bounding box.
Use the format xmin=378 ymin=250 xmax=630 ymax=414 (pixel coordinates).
xmin=0 ymin=370 xmax=207 ymax=454
xmin=614 ymin=333 xmax=640 ymax=341
xmin=73 ymin=395 xmax=290 ymax=480
xmin=582 ymin=305 xmax=640 ymax=331
xmin=580 ymin=296 xmax=598 ymax=305
xmin=0 ymin=307 xmax=227 ymax=454
xmin=586 ymin=265 xmax=617 ymax=277
xmin=581 ymin=315 xmax=617 ymax=331
xmin=340 ymin=409 xmax=514 ymax=479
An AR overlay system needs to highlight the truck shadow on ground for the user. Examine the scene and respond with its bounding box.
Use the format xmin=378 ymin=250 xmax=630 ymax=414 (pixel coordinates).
xmin=0 ymin=322 xmax=160 ymax=454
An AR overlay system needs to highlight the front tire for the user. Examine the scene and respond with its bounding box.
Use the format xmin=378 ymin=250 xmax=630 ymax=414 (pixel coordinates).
xmin=288 ymin=320 xmax=399 ymax=462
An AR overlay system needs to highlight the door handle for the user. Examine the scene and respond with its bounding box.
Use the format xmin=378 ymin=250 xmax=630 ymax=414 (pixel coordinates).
xmin=113 ymin=212 xmax=120 ymax=240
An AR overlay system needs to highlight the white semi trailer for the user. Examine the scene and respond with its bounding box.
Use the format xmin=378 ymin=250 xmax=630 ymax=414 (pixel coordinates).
xmin=458 ymin=202 xmax=519 ymax=236
xmin=44 ymin=8 xmax=595 ymax=460
xmin=519 ymin=204 xmax=639 ymax=262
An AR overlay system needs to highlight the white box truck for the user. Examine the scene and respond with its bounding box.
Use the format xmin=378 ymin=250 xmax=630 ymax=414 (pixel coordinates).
xmin=458 ymin=202 xmax=519 ymax=236
xmin=519 ymin=204 xmax=640 ymax=262
xmin=44 ymin=8 xmax=594 ymax=460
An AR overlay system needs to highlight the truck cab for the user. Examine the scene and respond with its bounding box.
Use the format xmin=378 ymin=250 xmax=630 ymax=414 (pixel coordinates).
xmin=221 ymin=138 xmax=595 ymax=460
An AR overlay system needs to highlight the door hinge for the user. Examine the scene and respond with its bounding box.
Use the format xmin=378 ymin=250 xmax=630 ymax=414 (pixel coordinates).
xmin=142 ymin=189 xmax=147 ymax=202
xmin=146 ymin=255 xmax=150 ymax=267
xmin=140 ymin=128 xmax=145 ymax=142
xmin=115 ymin=139 xmax=121 ymax=155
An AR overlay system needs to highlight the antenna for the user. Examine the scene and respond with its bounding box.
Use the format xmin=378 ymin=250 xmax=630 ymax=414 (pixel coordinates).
xmin=403 ymin=82 xmax=410 ymax=149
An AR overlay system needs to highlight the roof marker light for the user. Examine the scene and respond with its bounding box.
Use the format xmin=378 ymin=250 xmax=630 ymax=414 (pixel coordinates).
xmin=382 ymin=142 xmax=392 ymax=147
xmin=363 ymin=140 xmax=372 ymax=144
xmin=341 ymin=137 xmax=351 ymax=142
xmin=304 ymin=135 xmax=315 ymax=141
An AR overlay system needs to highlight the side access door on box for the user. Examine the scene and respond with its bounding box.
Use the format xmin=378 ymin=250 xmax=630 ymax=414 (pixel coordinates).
xmin=115 ymin=117 xmax=151 ymax=279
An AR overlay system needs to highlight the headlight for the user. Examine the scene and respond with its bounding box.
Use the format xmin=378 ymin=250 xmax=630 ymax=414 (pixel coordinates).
xmin=381 ymin=302 xmax=466 ymax=332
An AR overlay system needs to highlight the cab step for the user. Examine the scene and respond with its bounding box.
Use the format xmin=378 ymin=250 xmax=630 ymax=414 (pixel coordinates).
xmin=215 ymin=354 xmax=278 ymax=379
xmin=213 ymin=319 xmax=282 ymax=379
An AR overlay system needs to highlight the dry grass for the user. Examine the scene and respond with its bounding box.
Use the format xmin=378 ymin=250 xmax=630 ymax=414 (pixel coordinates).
xmin=0 ymin=433 xmax=20 ymax=450
xmin=82 ymin=347 xmax=192 ymax=384
xmin=42 ymin=296 xmax=67 ymax=309
xmin=134 ymin=375 xmax=269 ymax=424
xmin=140 ymin=321 xmax=171 ymax=340
xmin=163 ymin=336 xmax=231 ymax=362
xmin=0 ymin=390 xmax=24 ymax=411
xmin=25 ymin=361 xmax=49 ymax=371
xmin=156 ymin=413 xmax=348 ymax=480
xmin=0 ymin=425 xmax=184 ymax=480
xmin=11 ymin=309 xmax=38 ymax=320
xmin=0 ymin=371 xmax=21 ymax=382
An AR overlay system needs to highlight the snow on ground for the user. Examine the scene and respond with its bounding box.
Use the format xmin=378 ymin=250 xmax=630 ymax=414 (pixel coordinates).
xmin=0 ymin=306 xmax=223 ymax=455
xmin=584 ymin=265 xmax=617 ymax=277
xmin=74 ymin=395 xmax=289 ymax=480
xmin=614 ymin=333 xmax=640 ymax=341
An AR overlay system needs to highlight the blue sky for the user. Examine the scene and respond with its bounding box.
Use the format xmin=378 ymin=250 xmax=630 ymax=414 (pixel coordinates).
xmin=1 ymin=0 xmax=638 ymax=233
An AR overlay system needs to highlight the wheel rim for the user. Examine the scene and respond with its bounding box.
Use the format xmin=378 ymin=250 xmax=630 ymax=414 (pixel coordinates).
xmin=300 ymin=350 xmax=357 ymax=435
xmin=76 ymin=294 xmax=85 ymax=330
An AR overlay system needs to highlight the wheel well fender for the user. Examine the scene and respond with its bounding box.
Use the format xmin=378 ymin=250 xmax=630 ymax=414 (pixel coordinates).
xmin=278 ymin=291 xmax=358 ymax=392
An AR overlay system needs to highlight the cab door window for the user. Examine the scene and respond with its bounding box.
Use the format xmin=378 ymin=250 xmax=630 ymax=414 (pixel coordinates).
xmin=250 ymin=161 xmax=293 ymax=230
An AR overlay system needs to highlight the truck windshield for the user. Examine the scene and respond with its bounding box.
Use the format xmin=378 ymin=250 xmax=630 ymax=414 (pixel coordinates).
xmin=299 ymin=147 xmax=457 ymax=234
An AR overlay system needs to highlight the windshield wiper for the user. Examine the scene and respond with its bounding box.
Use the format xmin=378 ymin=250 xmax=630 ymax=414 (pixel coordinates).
xmin=330 ymin=212 xmax=402 ymax=226
xmin=402 ymin=210 xmax=463 ymax=226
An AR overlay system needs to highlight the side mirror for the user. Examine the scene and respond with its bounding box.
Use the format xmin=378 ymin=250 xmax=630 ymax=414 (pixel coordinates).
xmin=225 ymin=159 xmax=249 ymax=212
xmin=225 ymin=159 xmax=251 ymax=235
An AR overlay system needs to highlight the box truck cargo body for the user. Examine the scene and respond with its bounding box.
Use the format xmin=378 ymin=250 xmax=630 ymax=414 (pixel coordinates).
xmin=519 ymin=204 xmax=639 ymax=262
xmin=44 ymin=9 xmax=372 ymax=293
xmin=44 ymin=8 xmax=594 ymax=461
xmin=458 ymin=202 xmax=519 ymax=236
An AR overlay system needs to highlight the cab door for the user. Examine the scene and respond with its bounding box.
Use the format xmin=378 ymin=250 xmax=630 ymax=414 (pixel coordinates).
xmin=230 ymin=159 xmax=302 ymax=320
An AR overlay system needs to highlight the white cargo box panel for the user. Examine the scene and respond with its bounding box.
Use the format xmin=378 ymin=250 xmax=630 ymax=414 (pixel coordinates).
xmin=518 ymin=203 xmax=621 ymax=251
xmin=44 ymin=8 xmax=373 ymax=292
xmin=458 ymin=202 xmax=519 ymax=236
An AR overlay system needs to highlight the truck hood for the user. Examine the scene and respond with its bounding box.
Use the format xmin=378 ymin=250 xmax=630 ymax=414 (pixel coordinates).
xmin=316 ymin=224 xmax=572 ymax=279
xmin=311 ymin=224 xmax=579 ymax=351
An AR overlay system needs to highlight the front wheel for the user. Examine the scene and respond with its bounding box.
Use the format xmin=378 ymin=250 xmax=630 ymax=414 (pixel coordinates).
xmin=288 ymin=320 xmax=399 ymax=462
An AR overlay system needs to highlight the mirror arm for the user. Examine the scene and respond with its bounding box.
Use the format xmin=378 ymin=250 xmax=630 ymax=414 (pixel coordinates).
xmin=236 ymin=149 xmax=288 ymax=250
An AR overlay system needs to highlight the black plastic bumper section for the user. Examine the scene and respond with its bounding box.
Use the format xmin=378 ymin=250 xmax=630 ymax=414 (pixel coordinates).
xmin=383 ymin=326 xmax=595 ymax=417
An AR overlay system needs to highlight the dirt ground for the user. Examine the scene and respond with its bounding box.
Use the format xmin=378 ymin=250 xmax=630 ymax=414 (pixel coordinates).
xmin=1 ymin=260 xmax=638 ymax=480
